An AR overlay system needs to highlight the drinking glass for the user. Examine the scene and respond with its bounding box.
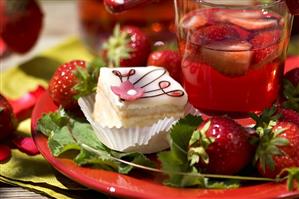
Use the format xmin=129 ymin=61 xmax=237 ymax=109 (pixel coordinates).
xmin=174 ymin=0 xmax=294 ymax=115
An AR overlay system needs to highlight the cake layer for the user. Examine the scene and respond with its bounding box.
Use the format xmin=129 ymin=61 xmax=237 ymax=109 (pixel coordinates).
xmin=94 ymin=66 xmax=188 ymax=128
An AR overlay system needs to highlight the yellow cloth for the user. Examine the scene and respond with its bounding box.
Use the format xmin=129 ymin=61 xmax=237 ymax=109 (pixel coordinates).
xmin=0 ymin=38 xmax=106 ymax=198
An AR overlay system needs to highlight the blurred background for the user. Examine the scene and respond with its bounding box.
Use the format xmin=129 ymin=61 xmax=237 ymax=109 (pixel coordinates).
xmin=1 ymin=0 xmax=299 ymax=71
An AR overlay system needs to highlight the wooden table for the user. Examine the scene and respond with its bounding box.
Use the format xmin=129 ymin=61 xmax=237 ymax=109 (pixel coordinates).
xmin=0 ymin=182 xmax=47 ymax=199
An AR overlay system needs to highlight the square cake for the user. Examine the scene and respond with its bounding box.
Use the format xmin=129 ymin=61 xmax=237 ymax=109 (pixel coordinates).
xmin=93 ymin=66 xmax=188 ymax=128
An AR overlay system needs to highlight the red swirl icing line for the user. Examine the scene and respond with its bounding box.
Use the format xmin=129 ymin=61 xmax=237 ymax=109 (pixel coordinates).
xmin=111 ymin=68 xmax=185 ymax=100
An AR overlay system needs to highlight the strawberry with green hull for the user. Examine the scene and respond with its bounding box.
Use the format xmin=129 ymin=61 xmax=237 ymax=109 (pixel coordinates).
xmin=0 ymin=0 xmax=43 ymax=54
xmin=48 ymin=60 xmax=87 ymax=109
xmin=255 ymin=121 xmax=299 ymax=178
xmin=188 ymin=117 xmax=255 ymax=175
xmin=103 ymin=25 xmax=151 ymax=67
xmin=252 ymin=108 xmax=299 ymax=179
xmin=48 ymin=58 xmax=106 ymax=109
xmin=147 ymin=50 xmax=181 ymax=82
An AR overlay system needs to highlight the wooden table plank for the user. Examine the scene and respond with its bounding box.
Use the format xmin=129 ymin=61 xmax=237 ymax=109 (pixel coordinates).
xmin=0 ymin=185 xmax=48 ymax=199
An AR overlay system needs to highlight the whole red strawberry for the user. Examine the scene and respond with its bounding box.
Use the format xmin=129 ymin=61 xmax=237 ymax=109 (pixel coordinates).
xmin=48 ymin=60 xmax=86 ymax=109
xmin=188 ymin=116 xmax=254 ymax=175
xmin=147 ymin=50 xmax=181 ymax=82
xmin=277 ymin=108 xmax=299 ymax=126
xmin=103 ymin=25 xmax=151 ymax=67
xmin=0 ymin=94 xmax=17 ymax=141
xmin=0 ymin=0 xmax=43 ymax=54
xmin=285 ymin=68 xmax=299 ymax=87
xmin=255 ymin=121 xmax=299 ymax=178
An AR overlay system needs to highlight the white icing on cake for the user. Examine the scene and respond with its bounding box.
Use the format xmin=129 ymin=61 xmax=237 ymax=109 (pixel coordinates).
xmin=94 ymin=66 xmax=188 ymax=128
xmin=99 ymin=66 xmax=188 ymax=110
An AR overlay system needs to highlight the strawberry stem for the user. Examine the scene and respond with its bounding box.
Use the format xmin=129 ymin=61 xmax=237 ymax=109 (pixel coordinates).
xmin=82 ymin=144 xmax=278 ymax=182
xmin=102 ymin=24 xmax=132 ymax=67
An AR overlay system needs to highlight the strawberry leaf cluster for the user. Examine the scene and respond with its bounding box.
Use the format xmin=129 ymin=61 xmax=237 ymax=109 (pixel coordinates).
xmin=37 ymin=109 xmax=154 ymax=173
xmin=73 ymin=57 xmax=106 ymax=98
xmin=158 ymin=115 xmax=240 ymax=188
xmin=283 ymin=79 xmax=299 ymax=112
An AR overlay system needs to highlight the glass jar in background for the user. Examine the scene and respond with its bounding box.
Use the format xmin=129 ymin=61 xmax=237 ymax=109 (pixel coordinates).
xmin=78 ymin=0 xmax=175 ymax=54
xmin=175 ymin=0 xmax=293 ymax=115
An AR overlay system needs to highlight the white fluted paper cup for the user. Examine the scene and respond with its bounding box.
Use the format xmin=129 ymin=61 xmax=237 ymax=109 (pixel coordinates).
xmin=78 ymin=94 xmax=189 ymax=153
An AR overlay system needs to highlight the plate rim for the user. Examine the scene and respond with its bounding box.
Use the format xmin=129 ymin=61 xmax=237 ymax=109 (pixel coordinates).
xmin=31 ymin=56 xmax=299 ymax=199
xmin=31 ymin=93 xmax=299 ymax=199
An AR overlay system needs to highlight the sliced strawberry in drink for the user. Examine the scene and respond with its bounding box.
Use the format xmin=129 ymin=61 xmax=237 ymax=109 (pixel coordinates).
xmin=250 ymin=29 xmax=281 ymax=48
xmin=200 ymin=40 xmax=253 ymax=76
xmin=181 ymin=13 xmax=208 ymax=30
xmin=228 ymin=10 xmax=263 ymax=19
xmin=181 ymin=9 xmax=215 ymax=31
xmin=214 ymin=9 xmax=263 ymax=22
xmin=251 ymin=43 xmax=282 ymax=69
xmin=190 ymin=24 xmax=240 ymax=45
xmin=250 ymin=29 xmax=283 ymax=68
xmin=227 ymin=17 xmax=278 ymax=30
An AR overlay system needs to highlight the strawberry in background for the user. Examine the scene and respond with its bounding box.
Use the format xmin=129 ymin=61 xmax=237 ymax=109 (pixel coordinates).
xmin=0 ymin=87 xmax=45 ymax=162
xmin=103 ymin=25 xmax=151 ymax=67
xmin=147 ymin=50 xmax=181 ymax=83
xmin=0 ymin=0 xmax=43 ymax=55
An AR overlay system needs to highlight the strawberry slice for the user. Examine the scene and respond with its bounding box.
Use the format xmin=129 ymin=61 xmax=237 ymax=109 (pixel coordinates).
xmin=0 ymin=144 xmax=11 ymax=162
xmin=12 ymin=136 xmax=39 ymax=156
xmin=217 ymin=11 xmax=278 ymax=30
xmin=251 ymin=44 xmax=281 ymax=68
xmin=190 ymin=24 xmax=240 ymax=45
xmin=250 ymin=29 xmax=281 ymax=49
xmin=228 ymin=17 xmax=277 ymax=30
xmin=249 ymin=30 xmax=283 ymax=68
xmin=200 ymin=40 xmax=252 ymax=76
xmin=181 ymin=11 xmax=208 ymax=30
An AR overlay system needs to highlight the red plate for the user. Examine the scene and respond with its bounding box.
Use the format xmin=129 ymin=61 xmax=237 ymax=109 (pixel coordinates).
xmin=31 ymin=57 xmax=299 ymax=199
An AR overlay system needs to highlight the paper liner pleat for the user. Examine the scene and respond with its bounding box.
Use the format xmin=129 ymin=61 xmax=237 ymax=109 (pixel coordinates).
xmin=78 ymin=94 xmax=191 ymax=153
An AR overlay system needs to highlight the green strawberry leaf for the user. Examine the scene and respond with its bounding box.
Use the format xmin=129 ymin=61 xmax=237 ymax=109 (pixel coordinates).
xmin=282 ymin=79 xmax=299 ymax=112
xmin=37 ymin=109 xmax=69 ymax=136
xmin=102 ymin=24 xmax=132 ymax=67
xmin=37 ymin=109 xmax=154 ymax=174
xmin=158 ymin=115 xmax=210 ymax=187
xmin=277 ymin=167 xmax=299 ymax=191
xmin=48 ymin=125 xmax=81 ymax=156
xmin=74 ymin=57 xmax=106 ymax=98
xmin=158 ymin=151 xmax=205 ymax=187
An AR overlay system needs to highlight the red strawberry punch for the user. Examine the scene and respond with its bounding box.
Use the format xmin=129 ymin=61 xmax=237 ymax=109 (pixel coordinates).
xmin=177 ymin=5 xmax=289 ymax=114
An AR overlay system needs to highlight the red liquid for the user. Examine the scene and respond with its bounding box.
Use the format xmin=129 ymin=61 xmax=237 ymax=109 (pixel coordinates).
xmin=78 ymin=0 xmax=175 ymax=54
xmin=178 ymin=8 xmax=289 ymax=114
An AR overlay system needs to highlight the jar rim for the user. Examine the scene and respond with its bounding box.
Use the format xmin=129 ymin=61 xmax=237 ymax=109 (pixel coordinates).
xmin=197 ymin=0 xmax=284 ymax=9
